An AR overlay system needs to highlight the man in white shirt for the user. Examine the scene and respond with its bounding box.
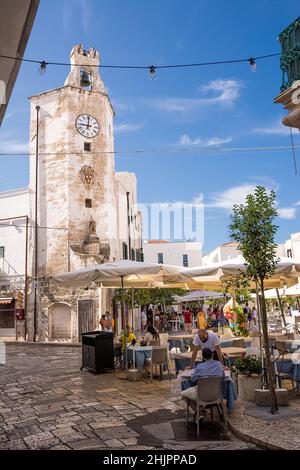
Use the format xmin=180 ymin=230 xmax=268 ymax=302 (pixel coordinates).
xmin=187 ymin=328 xmax=224 ymax=368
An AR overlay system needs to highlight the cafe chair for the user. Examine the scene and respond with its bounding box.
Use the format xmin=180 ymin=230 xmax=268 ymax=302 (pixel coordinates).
xmin=274 ymin=340 xmax=297 ymax=399
xmin=181 ymin=375 xmax=227 ymax=436
xmin=145 ymin=346 xmax=171 ymax=382
xmin=245 ymin=347 xmax=260 ymax=356
xmin=232 ymin=338 xmax=244 ymax=348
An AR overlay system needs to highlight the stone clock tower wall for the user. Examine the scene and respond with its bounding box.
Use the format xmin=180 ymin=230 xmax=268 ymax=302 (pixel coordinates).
xmin=25 ymin=45 xmax=137 ymax=341
xmin=28 ymin=45 xmax=117 ymax=277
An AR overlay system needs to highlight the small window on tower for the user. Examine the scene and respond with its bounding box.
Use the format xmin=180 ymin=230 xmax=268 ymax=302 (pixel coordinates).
xmin=85 ymin=199 xmax=92 ymax=208
xmin=84 ymin=142 xmax=91 ymax=151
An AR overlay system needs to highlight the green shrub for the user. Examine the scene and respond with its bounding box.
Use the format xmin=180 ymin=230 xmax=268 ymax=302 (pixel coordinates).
xmin=234 ymin=355 xmax=262 ymax=375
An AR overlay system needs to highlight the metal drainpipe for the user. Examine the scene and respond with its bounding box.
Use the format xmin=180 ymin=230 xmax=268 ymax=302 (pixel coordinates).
xmin=33 ymin=105 xmax=40 ymax=342
xmin=126 ymin=192 xmax=131 ymax=260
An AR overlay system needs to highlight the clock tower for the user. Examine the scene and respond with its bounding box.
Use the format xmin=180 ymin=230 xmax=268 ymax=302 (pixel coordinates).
xmin=29 ymin=44 xmax=117 ymax=277
xmin=27 ymin=45 xmax=121 ymax=341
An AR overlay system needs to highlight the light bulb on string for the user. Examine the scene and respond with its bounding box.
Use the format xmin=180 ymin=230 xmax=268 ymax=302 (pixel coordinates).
xmin=249 ymin=57 xmax=257 ymax=72
xmin=38 ymin=61 xmax=47 ymax=75
xmin=149 ymin=65 xmax=156 ymax=80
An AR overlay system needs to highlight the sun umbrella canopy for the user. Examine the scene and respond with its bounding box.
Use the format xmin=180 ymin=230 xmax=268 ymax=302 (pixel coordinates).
xmin=54 ymin=260 xmax=186 ymax=288
xmin=181 ymin=257 xmax=300 ymax=289
xmin=175 ymin=290 xmax=225 ymax=302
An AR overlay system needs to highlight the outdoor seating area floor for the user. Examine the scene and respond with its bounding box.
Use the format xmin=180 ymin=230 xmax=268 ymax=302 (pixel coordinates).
xmin=244 ymin=405 xmax=300 ymax=422
xmin=0 ymin=343 xmax=258 ymax=450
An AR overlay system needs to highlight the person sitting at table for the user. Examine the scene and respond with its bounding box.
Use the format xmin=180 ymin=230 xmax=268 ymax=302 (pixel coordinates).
xmin=186 ymin=328 xmax=224 ymax=369
xmin=120 ymin=324 xmax=136 ymax=368
xmin=180 ymin=348 xmax=224 ymax=400
xmin=142 ymin=325 xmax=160 ymax=345
xmin=120 ymin=324 xmax=136 ymax=351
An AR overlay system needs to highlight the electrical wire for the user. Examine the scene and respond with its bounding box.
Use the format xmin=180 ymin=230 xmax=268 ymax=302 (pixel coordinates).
xmin=0 ymin=144 xmax=299 ymax=157
xmin=0 ymin=52 xmax=283 ymax=71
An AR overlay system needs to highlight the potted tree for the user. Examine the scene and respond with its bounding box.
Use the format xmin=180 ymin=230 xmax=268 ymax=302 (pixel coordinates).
xmin=233 ymin=354 xmax=262 ymax=402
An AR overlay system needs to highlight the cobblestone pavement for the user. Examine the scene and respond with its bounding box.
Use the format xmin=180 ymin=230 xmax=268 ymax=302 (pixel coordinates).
xmin=0 ymin=344 xmax=257 ymax=450
xmin=228 ymin=399 xmax=300 ymax=449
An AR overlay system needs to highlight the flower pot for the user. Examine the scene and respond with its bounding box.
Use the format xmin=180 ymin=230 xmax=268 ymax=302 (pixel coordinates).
xmin=237 ymin=374 xmax=261 ymax=402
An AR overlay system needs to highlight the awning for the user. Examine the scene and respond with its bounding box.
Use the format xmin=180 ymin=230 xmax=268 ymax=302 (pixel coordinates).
xmin=0 ymin=298 xmax=12 ymax=305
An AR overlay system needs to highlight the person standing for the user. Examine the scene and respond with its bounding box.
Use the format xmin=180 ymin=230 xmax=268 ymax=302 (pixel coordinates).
xmin=196 ymin=308 xmax=207 ymax=329
xmin=105 ymin=311 xmax=113 ymax=331
xmin=183 ymin=308 xmax=193 ymax=333
xmin=141 ymin=308 xmax=148 ymax=333
xmin=100 ymin=314 xmax=107 ymax=331
xmin=187 ymin=328 xmax=224 ymax=368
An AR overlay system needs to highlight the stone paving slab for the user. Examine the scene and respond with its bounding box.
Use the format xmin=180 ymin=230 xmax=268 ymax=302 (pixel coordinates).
xmin=0 ymin=343 xmax=260 ymax=450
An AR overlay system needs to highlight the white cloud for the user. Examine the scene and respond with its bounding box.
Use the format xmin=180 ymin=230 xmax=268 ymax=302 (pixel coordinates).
xmin=63 ymin=0 xmax=90 ymax=33
xmin=0 ymin=139 xmax=28 ymax=153
xmin=296 ymin=201 xmax=300 ymax=206
xmin=114 ymin=123 xmax=144 ymax=133
xmin=151 ymin=79 xmax=243 ymax=113
xmin=277 ymin=207 xmax=297 ymax=219
xmin=252 ymin=119 xmax=290 ymax=136
xmin=80 ymin=0 xmax=91 ymax=32
xmin=179 ymin=134 xmax=232 ymax=146
xmin=204 ymin=184 xmax=257 ymax=209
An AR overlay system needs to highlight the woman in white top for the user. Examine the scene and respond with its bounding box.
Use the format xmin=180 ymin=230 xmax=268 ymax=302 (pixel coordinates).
xmin=143 ymin=325 xmax=160 ymax=345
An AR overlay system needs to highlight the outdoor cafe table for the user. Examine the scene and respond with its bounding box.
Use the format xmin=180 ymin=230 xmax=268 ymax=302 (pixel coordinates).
xmin=173 ymin=347 xmax=246 ymax=374
xmin=220 ymin=337 xmax=251 ymax=348
xmin=282 ymin=339 xmax=300 ymax=352
xmin=127 ymin=345 xmax=153 ymax=370
xmin=178 ymin=367 xmax=237 ymax=412
xmin=169 ymin=319 xmax=181 ymax=332
xmin=168 ymin=334 xmax=194 ymax=353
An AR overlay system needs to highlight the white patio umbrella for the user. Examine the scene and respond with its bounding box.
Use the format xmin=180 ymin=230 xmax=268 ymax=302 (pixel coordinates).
xmin=54 ymin=260 xmax=186 ymax=371
xmin=175 ymin=289 xmax=225 ymax=303
xmin=180 ymin=257 xmax=300 ymax=289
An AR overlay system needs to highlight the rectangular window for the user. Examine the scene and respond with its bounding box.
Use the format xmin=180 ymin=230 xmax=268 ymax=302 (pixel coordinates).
xmin=131 ymin=249 xmax=136 ymax=261
xmin=158 ymin=253 xmax=164 ymax=264
xmin=84 ymin=142 xmax=91 ymax=151
xmin=182 ymin=254 xmax=189 ymax=267
xmin=85 ymin=199 xmax=92 ymax=208
xmin=122 ymin=242 xmax=128 ymax=260
xmin=287 ymin=249 xmax=292 ymax=258
xmin=0 ymin=246 xmax=4 ymax=258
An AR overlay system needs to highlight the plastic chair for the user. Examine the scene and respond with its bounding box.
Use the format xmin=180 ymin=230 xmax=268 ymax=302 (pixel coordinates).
xmin=274 ymin=340 xmax=297 ymax=398
xmin=182 ymin=376 xmax=227 ymax=435
xmin=145 ymin=346 xmax=171 ymax=382
xmin=232 ymin=338 xmax=244 ymax=348
xmin=149 ymin=339 xmax=160 ymax=346
xmin=245 ymin=347 xmax=260 ymax=356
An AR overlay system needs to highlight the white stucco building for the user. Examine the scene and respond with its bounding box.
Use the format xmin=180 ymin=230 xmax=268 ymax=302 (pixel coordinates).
xmin=143 ymin=240 xmax=202 ymax=267
xmin=0 ymin=44 xmax=142 ymax=340
xmin=202 ymin=242 xmax=241 ymax=265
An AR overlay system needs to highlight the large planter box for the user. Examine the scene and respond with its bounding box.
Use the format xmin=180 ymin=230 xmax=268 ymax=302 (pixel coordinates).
xmin=237 ymin=374 xmax=261 ymax=402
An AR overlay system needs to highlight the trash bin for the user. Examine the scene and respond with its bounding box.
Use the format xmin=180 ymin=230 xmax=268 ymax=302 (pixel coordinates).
xmin=81 ymin=330 xmax=114 ymax=373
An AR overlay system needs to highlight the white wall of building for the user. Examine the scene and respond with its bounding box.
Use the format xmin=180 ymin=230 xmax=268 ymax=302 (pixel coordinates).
xmin=277 ymin=232 xmax=300 ymax=259
xmin=202 ymin=242 xmax=240 ymax=265
xmin=0 ymin=188 xmax=30 ymax=275
xmin=143 ymin=240 xmax=202 ymax=267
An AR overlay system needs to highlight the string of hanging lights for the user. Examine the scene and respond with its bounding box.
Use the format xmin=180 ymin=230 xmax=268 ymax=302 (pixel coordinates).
xmin=0 ymin=52 xmax=285 ymax=78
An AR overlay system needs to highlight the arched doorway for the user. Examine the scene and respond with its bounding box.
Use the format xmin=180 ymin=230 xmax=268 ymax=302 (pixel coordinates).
xmin=48 ymin=303 xmax=71 ymax=340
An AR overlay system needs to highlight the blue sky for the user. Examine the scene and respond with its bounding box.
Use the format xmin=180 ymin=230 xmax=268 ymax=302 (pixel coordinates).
xmin=1 ymin=0 xmax=300 ymax=253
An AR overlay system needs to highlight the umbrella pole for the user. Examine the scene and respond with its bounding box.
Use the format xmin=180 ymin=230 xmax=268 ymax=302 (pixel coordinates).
xmin=131 ymin=287 xmax=134 ymax=332
xmin=120 ymin=275 xmax=128 ymax=372
xmin=276 ymin=288 xmax=287 ymax=328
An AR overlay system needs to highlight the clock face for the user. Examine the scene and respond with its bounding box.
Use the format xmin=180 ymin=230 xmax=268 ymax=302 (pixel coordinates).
xmin=75 ymin=114 xmax=99 ymax=138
